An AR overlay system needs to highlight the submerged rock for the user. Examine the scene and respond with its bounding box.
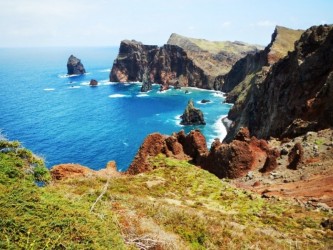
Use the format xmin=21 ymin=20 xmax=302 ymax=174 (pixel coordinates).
xmin=141 ymin=81 xmax=152 ymax=92
xmin=180 ymin=99 xmax=206 ymax=125
xmin=67 ymin=55 xmax=86 ymax=75
xmin=89 ymin=79 xmax=98 ymax=86
xmin=201 ymin=99 xmax=211 ymax=104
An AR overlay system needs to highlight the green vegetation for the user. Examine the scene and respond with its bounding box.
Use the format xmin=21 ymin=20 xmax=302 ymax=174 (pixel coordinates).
xmin=0 ymin=139 xmax=125 ymax=249
xmin=269 ymin=26 xmax=303 ymax=63
xmin=0 ymin=140 xmax=332 ymax=249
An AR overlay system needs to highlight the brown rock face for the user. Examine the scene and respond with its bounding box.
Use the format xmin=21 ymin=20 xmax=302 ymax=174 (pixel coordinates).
xmin=110 ymin=35 xmax=261 ymax=90
xmin=50 ymin=164 xmax=94 ymax=180
xmin=126 ymin=130 xmax=208 ymax=175
xmin=225 ymin=24 xmax=333 ymax=141
xmin=50 ymin=162 xmax=121 ymax=180
xmin=127 ymin=128 xmax=278 ymax=179
xmin=202 ymin=128 xmax=279 ymax=178
xmin=110 ymin=40 xmax=209 ymax=88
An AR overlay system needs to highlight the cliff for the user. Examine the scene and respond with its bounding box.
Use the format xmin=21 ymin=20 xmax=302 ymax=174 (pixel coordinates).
xmin=225 ymin=24 xmax=333 ymax=141
xmin=110 ymin=34 xmax=262 ymax=89
xmin=216 ymin=26 xmax=303 ymax=97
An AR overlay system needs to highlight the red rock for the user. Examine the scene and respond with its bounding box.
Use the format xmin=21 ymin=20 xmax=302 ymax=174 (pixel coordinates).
xmin=50 ymin=164 xmax=93 ymax=180
xmin=50 ymin=162 xmax=122 ymax=180
xmin=288 ymin=142 xmax=304 ymax=170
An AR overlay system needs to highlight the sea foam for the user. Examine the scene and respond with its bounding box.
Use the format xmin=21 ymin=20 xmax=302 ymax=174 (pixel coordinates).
xmin=108 ymin=94 xmax=130 ymax=98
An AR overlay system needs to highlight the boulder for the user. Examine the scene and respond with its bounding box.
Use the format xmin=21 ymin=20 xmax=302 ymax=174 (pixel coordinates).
xmin=89 ymin=79 xmax=98 ymax=86
xmin=287 ymin=142 xmax=304 ymax=170
xmin=201 ymin=99 xmax=211 ymax=104
xmin=67 ymin=55 xmax=86 ymax=75
xmin=180 ymin=99 xmax=206 ymax=125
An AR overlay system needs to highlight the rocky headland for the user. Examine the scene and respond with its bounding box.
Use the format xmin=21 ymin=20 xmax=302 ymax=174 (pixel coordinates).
xmin=67 ymin=55 xmax=86 ymax=75
xmin=110 ymin=34 xmax=262 ymax=89
xmin=223 ymin=24 xmax=333 ymax=142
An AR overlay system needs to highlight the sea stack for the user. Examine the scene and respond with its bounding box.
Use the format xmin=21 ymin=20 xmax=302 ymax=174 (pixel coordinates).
xmin=67 ymin=55 xmax=86 ymax=75
xmin=180 ymin=99 xmax=206 ymax=125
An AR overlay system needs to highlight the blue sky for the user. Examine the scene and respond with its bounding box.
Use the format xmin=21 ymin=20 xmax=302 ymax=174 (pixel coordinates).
xmin=1 ymin=0 xmax=332 ymax=47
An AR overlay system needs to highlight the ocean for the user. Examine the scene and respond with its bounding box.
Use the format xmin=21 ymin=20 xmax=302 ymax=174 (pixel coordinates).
xmin=0 ymin=47 xmax=231 ymax=171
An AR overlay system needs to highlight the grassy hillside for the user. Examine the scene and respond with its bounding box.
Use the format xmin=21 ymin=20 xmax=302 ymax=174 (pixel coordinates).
xmin=0 ymin=139 xmax=332 ymax=249
xmin=167 ymin=33 xmax=263 ymax=76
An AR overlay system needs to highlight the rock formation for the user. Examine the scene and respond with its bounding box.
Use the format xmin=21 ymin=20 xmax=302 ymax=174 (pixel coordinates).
xmin=127 ymin=128 xmax=279 ymax=179
xmin=110 ymin=35 xmax=262 ymax=89
xmin=180 ymin=99 xmax=206 ymax=125
xmin=50 ymin=161 xmax=120 ymax=180
xmin=67 ymin=55 xmax=86 ymax=75
xmin=89 ymin=79 xmax=98 ymax=86
xmin=224 ymin=25 xmax=333 ymax=141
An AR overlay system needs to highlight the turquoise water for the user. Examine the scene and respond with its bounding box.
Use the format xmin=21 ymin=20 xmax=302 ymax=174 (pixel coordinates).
xmin=0 ymin=47 xmax=231 ymax=171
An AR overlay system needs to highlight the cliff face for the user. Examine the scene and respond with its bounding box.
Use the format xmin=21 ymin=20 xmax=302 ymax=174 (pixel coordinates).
xmin=225 ymin=25 xmax=333 ymax=141
xmin=110 ymin=34 xmax=262 ymax=89
xmin=110 ymin=40 xmax=209 ymax=88
xmin=216 ymin=26 xmax=303 ymax=94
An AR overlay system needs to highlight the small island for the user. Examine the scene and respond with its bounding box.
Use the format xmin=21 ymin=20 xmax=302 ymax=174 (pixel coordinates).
xmin=180 ymin=99 xmax=206 ymax=125
xmin=67 ymin=55 xmax=86 ymax=75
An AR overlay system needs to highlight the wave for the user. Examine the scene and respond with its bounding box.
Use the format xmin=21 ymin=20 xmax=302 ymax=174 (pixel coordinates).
xmin=68 ymin=86 xmax=81 ymax=89
xmin=211 ymin=92 xmax=225 ymax=98
xmin=156 ymin=88 xmax=172 ymax=94
xmin=80 ymin=81 xmax=90 ymax=86
xmin=44 ymin=88 xmax=55 ymax=91
xmin=174 ymin=114 xmax=183 ymax=127
xmin=108 ymin=94 xmax=130 ymax=98
xmin=58 ymin=73 xmax=82 ymax=78
xmin=137 ymin=93 xmax=149 ymax=97
xmin=99 ymin=69 xmax=111 ymax=73
xmin=208 ymin=115 xmax=228 ymax=146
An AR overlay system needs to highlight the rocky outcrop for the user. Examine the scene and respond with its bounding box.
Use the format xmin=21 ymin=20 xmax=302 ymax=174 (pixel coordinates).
xmin=50 ymin=161 xmax=120 ymax=180
xmin=110 ymin=40 xmax=210 ymax=88
xmin=127 ymin=128 xmax=278 ymax=179
xmin=89 ymin=79 xmax=98 ymax=86
xmin=141 ymin=81 xmax=152 ymax=92
xmin=288 ymin=143 xmax=304 ymax=170
xmin=202 ymin=128 xmax=279 ymax=178
xmin=225 ymin=25 xmax=333 ymax=141
xmin=180 ymin=99 xmax=206 ymax=125
xmin=126 ymin=130 xmax=207 ymax=175
xmin=67 ymin=55 xmax=86 ymax=75
xmin=110 ymin=35 xmax=262 ymax=89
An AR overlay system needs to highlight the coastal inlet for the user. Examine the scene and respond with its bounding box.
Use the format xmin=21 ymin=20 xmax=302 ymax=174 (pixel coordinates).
xmin=0 ymin=47 xmax=231 ymax=171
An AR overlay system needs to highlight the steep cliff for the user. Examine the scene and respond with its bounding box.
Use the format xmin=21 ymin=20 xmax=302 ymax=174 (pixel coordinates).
xmin=110 ymin=34 xmax=262 ymax=89
xmin=216 ymin=26 xmax=303 ymax=95
xmin=225 ymin=24 xmax=333 ymax=141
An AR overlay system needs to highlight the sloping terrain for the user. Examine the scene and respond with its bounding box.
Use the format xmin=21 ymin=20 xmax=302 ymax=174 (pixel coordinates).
xmin=167 ymin=33 xmax=262 ymax=76
xmin=1 ymin=139 xmax=332 ymax=249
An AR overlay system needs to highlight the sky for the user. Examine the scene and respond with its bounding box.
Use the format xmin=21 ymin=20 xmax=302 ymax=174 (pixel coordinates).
xmin=1 ymin=0 xmax=333 ymax=47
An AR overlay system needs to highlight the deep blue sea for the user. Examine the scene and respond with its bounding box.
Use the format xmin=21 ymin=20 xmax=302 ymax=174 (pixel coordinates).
xmin=0 ymin=47 xmax=231 ymax=171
